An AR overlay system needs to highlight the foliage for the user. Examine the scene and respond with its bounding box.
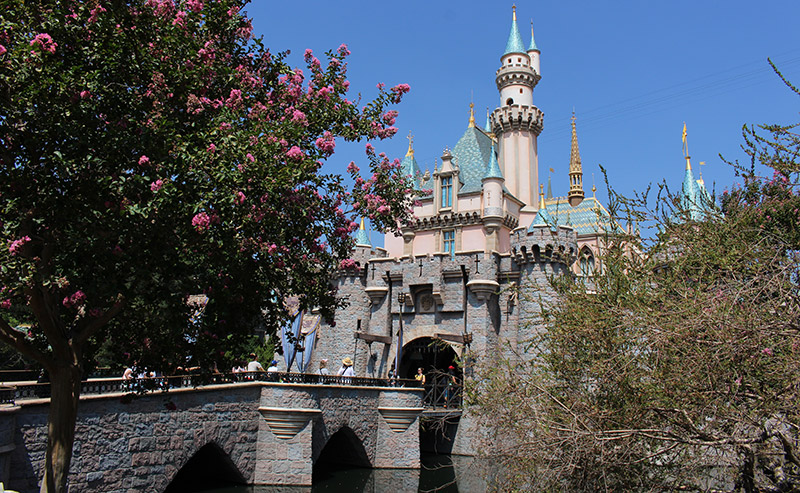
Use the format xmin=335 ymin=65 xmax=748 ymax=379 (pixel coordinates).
xmin=469 ymin=76 xmax=800 ymax=491
xmin=0 ymin=1 xmax=412 ymax=490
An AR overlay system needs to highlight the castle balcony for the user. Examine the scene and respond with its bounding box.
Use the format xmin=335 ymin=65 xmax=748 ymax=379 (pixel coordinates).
xmin=495 ymin=63 xmax=540 ymax=90
xmin=491 ymin=105 xmax=544 ymax=135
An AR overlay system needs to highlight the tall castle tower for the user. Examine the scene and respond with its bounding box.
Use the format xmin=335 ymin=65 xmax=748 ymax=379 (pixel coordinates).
xmin=490 ymin=6 xmax=544 ymax=224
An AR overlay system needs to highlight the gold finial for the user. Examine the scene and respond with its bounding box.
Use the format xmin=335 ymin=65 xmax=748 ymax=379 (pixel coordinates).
xmin=406 ymin=131 xmax=414 ymax=157
xmin=539 ymin=183 xmax=545 ymax=209
xmin=359 ymin=217 xmax=366 ymax=230
xmin=512 ymin=5 xmax=517 ymax=21
xmin=698 ymin=161 xmax=706 ymax=185
xmin=468 ymin=102 xmax=475 ymax=128
xmin=682 ymin=122 xmax=692 ymax=170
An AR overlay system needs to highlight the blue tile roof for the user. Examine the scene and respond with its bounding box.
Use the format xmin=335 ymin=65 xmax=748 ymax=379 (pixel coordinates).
xmin=483 ymin=144 xmax=503 ymax=180
xmin=452 ymin=126 xmax=494 ymax=194
xmin=354 ymin=220 xmax=371 ymax=247
xmin=504 ymin=17 xmax=526 ymax=55
xmin=543 ymin=196 xmax=624 ymax=235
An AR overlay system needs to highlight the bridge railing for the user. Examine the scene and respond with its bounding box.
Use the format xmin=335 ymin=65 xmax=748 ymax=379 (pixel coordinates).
xmin=422 ymin=374 xmax=463 ymax=410
xmin=7 ymin=372 xmax=424 ymax=404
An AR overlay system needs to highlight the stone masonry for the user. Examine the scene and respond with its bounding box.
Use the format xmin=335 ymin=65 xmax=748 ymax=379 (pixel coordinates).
xmin=3 ymin=381 xmax=423 ymax=492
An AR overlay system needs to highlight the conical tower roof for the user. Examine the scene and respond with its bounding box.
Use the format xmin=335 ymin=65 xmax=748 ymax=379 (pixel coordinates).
xmin=399 ymin=133 xmax=422 ymax=186
xmin=528 ymin=21 xmax=539 ymax=51
xmin=354 ymin=217 xmax=371 ymax=247
xmin=483 ymin=143 xmax=504 ymax=181
xmin=529 ymin=185 xmax=555 ymax=231
xmin=569 ymin=113 xmax=582 ymax=174
xmin=504 ymin=6 xmax=526 ymax=55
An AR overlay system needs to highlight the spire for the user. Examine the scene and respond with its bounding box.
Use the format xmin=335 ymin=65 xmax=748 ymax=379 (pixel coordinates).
xmin=529 ymin=183 xmax=555 ymax=231
xmin=483 ymin=143 xmax=504 ymax=181
xmin=484 ymin=108 xmax=492 ymax=133
xmin=504 ymin=5 xmax=526 ymax=55
xmin=399 ymin=132 xmax=421 ymax=185
xmin=546 ymin=167 xmax=553 ymax=199
xmin=682 ymin=122 xmax=691 ymax=171
xmin=568 ymin=112 xmax=585 ymax=207
xmin=468 ymin=102 xmax=476 ymax=128
xmin=528 ymin=20 xmax=539 ymax=52
xmin=354 ymin=217 xmax=371 ymax=247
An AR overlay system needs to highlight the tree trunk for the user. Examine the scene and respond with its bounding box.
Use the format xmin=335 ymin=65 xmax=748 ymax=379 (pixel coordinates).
xmin=39 ymin=364 xmax=82 ymax=493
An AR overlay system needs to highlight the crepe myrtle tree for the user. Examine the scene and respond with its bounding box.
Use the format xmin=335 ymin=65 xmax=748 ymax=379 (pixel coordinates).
xmin=468 ymin=72 xmax=800 ymax=491
xmin=0 ymin=0 xmax=414 ymax=490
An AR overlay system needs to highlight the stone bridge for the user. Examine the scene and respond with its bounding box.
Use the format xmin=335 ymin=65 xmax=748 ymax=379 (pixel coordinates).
xmin=0 ymin=380 xmax=423 ymax=492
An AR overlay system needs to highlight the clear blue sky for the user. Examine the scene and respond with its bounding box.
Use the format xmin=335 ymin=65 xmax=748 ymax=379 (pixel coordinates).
xmin=247 ymin=1 xmax=800 ymax=245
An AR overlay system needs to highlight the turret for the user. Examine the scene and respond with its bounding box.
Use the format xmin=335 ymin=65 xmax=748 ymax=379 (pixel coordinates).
xmin=482 ymin=143 xmax=504 ymax=252
xmin=567 ymin=112 xmax=585 ymax=207
xmin=528 ymin=21 xmax=541 ymax=77
xmin=497 ymin=5 xmax=538 ymax=107
xmin=490 ymin=5 xmax=543 ymax=213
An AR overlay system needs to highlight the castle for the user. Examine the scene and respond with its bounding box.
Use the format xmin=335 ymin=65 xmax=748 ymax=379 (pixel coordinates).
xmin=306 ymin=6 xmax=623 ymax=388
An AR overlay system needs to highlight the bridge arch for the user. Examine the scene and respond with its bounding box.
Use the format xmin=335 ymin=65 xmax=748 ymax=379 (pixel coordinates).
xmin=164 ymin=441 xmax=246 ymax=492
xmin=314 ymin=426 xmax=371 ymax=482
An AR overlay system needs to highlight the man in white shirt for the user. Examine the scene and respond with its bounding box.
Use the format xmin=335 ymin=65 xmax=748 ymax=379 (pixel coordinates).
xmin=247 ymin=353 xmax=265 ymax=372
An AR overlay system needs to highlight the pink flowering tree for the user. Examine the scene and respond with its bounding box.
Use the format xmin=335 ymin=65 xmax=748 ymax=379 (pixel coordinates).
xmin=0 ymin=1 xmax=413 ymax=490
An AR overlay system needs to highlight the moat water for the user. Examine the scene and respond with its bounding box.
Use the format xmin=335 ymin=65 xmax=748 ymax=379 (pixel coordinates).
xmin=196 ymin=454 xmax=481 ymax=492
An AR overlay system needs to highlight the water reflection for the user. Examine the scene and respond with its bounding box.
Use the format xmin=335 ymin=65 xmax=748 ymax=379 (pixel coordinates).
xmin=197 ymin=454 xmax=484 ymax=493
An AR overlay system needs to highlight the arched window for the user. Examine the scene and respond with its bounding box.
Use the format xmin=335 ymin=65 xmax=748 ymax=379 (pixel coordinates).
xmin=580 ymin=248 xmax=595 ymax=277
xmin=506 ymin=98 xmax=514 ymax=106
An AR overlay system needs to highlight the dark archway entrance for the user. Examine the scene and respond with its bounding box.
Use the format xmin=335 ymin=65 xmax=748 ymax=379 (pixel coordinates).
xmin=313 ymin=427 xmax=372 ymax=486
xmin=164 ymin=442 xmax=246 ymax=492
xmin=399 ymin=336 xmax=458 ymax=380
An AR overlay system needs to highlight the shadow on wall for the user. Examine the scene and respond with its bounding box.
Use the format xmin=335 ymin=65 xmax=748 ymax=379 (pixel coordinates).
xmin=313 ymin=426 xmax=371 ymax=486
xmin=164 ymin=442 xmax=246 ymax=493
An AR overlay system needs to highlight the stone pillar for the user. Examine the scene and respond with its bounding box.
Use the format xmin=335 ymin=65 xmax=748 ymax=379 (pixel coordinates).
xmin=255 ymin=406 xmax=320 ymax=486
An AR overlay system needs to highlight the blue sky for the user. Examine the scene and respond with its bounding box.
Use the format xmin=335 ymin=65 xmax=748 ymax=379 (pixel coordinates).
xmin=248 ymin=1 xmax=800 ymax=245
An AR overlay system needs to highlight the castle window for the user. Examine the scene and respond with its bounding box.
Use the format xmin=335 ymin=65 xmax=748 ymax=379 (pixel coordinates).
xmin=506 ymin=98 xmax=514 ymax=105
xmin=443 ymin=230 xmax=455 ymax=257
xmin=580 ymin=250 xmax=595 ymax=277
xmin=517 ymin=57 xmax=521 ymax=63
xmin=441 ymin=176 xmax=452 ymax=208
xmin=519 ymin=89 xmax=523 ymax=94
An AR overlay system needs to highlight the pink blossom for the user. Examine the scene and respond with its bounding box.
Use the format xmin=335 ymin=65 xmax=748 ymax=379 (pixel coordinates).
xmin=365 ymin=143 xmax=375 ymax=155
xmin=30 ymin=33 xmax=57 ymax=54
xmin=339 ymin=258 xmax=357 ymax=269
xmin=150 ymin=179 xmax=164 ymax=192
xmin=286 ymin=146 xmax=305 ymax=162
xmin=138 ymin=155 xmax=150 ymax=166
xmin=63 ymin=290 xmax=87 ymax=308
xmin=173 ymin=10 xmax=188 ymax=28
xmin=186 ymin=0 xmax=203 ymax=11
xmin=80 ymin=90 xmax=91 ymax=100
xmin=267 ymin=243 xmax=278 ymax=254
xmin=220 ymin=122 xmax=231 ymax=131
xmin=315 ymin=131 xmax=336 ymax=155
xmin=226 ymin=89 xmax=243 ymax=108
xmin=291 ymin=109 xmax=307 ymax=124
xmin=0 ymin=299 xmax=10 ymax=309
xmin=0 ymin=45 xmax=6 ymax=56
xmin=207 ymin=143 xmax=216 ymax=153
xmin=337 ymin=44 xmax=350 ymax=56
xmin=761 ymin=347 xmax=773 ymax=357
xmin=346 ymin=162 xmax=359 ymax=174
xmin=235 ymin=191 xmax=246 ymax=205
xmin=192 ymin=212 xmax=211 ymax=232
xmin=88 ymin=5 xmax=106 ymax=23
xmin=8 ymin=236 xmax=31 ymax=256
xmin=246 ymin=153 xmax=255 ymax=162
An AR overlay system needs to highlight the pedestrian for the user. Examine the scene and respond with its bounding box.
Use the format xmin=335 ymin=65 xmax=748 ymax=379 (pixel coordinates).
xmin=267 ymin=360 xmax=279 ymax=372
xmin=247 ymin=353 xmax=265 ymax=374
xmin=444 ymin=365 xmax=458 ymax=408
xmin=337 ymin=357 xmax=355 ymax=377
xmin=318 ymin=359 xmax=330 ymax=375
xmin=415 ymin=367 xmax=426 ymax=386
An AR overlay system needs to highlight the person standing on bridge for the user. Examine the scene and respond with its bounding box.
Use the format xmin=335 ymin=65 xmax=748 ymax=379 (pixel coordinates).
xmin=337 ymin=357 xmax=355 ymax=377
xmin=247 ymin=353 xmax=265 ymax=379
xmin=318 ymin=359 xmax=330 ymax=375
